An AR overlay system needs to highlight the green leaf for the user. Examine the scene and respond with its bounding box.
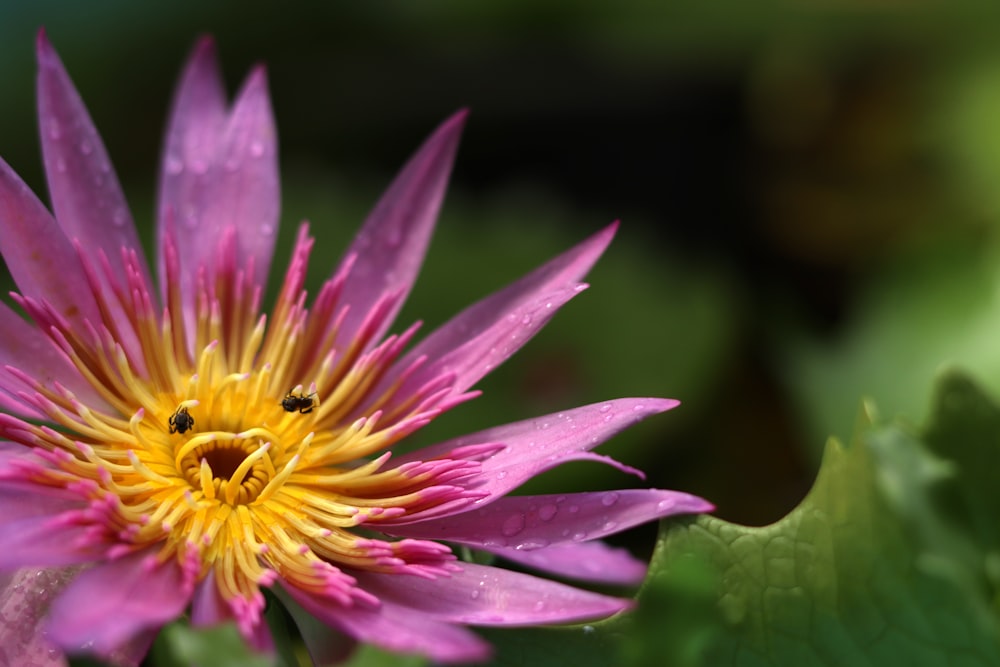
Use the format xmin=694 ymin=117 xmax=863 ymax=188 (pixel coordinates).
xmin=643 ymin=375 xmax=1000 ymax=666
xmin=149 ymin=621 xmax=280 ymax=667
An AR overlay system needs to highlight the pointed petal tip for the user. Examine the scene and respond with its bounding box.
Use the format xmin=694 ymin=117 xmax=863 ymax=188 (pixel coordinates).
xmin=433 ymin=108 xmax=469 ymax=144
xmin=35 ymin=28 xmax=59 ymax=67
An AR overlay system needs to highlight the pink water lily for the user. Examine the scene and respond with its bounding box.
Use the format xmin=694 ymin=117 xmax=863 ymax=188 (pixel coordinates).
xmin=0 ymin=31 xmax=713 ymax=665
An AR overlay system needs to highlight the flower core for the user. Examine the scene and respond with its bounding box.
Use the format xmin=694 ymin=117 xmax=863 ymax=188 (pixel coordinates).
xmin=2 ymin=228 xmax=470 ymax=628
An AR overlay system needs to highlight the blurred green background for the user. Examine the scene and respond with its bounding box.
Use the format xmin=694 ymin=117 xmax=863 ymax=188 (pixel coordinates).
xmin=3 ymin=0 xmax=1000 ymax=535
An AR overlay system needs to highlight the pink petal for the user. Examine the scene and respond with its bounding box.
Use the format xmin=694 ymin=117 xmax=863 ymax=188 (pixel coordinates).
xmin=0 ymin=482 xmax=81 ymax=526
xmin=355 ymin=562 xmax=632 ymax=626
xmin=371 ymin=223 xmax=617 ymax=417
xmin=45 ymin=549 xmax=193 ymax=657
xmin=35 ymin=30 xmax=149 ymax=288
xmin=0 ymin=300 xmax=108 ymax=414
xmin=388 ymin=489 xmax=712 ymax=552
xmin=387 ymin=398 xmax=678 ymax=520
xmin=0 ymin=157 xmax=100 ymax=327
xmin=333 ymin=111 xmax=466 ymax=351
xmin=491 ymin=541 xmax=649 ymax=586
xmin=158 ymin=37 xmax=279 ymax=317
xmin=0 ymin=517 xmax=103 ymax=569
xmin=280 ymin=583 xmax=490 ymax=664
xmin=0 ymin=567 xmax=73 ymax=667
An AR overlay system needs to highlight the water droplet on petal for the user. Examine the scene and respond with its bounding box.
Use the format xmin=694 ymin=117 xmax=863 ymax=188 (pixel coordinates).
xmin=79 ymin=140 xmax=92 ymax=155
xmin=261 ymin=223 xmax=275 ymax=236
xmin=47 ymin=120 xmax=62 ymax=139
xmin=633 ymin=404 xmax=645 ymax=412
xmin=568 ymin=505 xmax=579 ymax=514
xmin=538 ymin=504 xmax=558 ymax=521
xmin=250 ymin=140 xmax=265 ymax=156
xmin=602 ymin=521 xmax=618 ymax=532
xmin=55 ymin=158 xmax=67 ymax=173
xmin=470 ymin=589 xmax=480 ymax=600
xmin=657 ymin=499 xmax=675 ymax=511
xmin=496 ymin=470 xmax=507 ymax=481
xmin=533 ymin=600 xmax=546 ymax=611
xmin=516 ymin=538 xmax=549 ymax=551
xmin=112 ymin=209 xmax=127 ymax=226
xmin=521 ymin=313 xmax=532 ymax=325
xmin=501 ymin=513 xmax=525 ymax=537
xmin=599 ymin=403 xmax=613 ymax=413
xmin=601 ymin=492 xmax=619 ymax=507
xmin=165 ymin=157 xmax=184 ymax=175
xmin=571 ymin=531 xmax=587 ymax=541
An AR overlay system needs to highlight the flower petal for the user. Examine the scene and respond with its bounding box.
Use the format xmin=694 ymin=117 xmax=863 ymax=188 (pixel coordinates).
xmin=372 ymin=223 xmax=617 ymax=418
xmin=388 ymin=398 xmax=678 ymax=520
xmin=0 ymin=301 xmax=108 ymax=414
xmin=356 ymin=562 xmax=632 ymax=626
xmin=35 ymin=30 xmax=148 ymax=288
xmin=493 ymin=541 xmax=649 ymax=585
xmin=280 ymin=583 xmax=491 ymax=664
xmin=0 ymin=567 xmax=74 ymax=667
xmin=45 ymin=549 xmax=193 ymax=657
xmin=388 ymin=489 xmax=713 ymax=551
xmin=333 ymin=110 xmax=466 ymax=350
xmin=0 ymin=157 xmax=99 ymax=327
xmin=158 ymin=37 xmax=279 ymax=316
xmin=0 ymin=517 xmax=103 ymax=570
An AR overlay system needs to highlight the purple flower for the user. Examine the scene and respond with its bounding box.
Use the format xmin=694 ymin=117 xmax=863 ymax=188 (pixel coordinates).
xmin=0 ymin=31 xmax=713 ymax=665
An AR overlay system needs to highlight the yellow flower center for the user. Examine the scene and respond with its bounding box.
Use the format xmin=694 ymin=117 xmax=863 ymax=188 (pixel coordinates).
xmin=6 ymin=232 xmax=464 ymax=618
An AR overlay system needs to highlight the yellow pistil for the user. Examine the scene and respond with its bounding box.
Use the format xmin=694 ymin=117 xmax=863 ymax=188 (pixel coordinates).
xmin=6 ymin=248 xmax=459 ymax=617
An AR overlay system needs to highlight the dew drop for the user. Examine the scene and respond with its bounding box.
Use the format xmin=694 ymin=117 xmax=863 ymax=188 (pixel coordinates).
xmin=601 ymin=492 xmax=619 ymax=507
xmin=533 ymin=600 xmax=546 ymax=612
xmin=632 ymin=404 xmax=645 ymax=412
xmin=55 ymin=158 xmax=67 ymax=173
xmin=496 ymin=470 xmax=507 ymax=481
xmin=657 ymin=499 xmax=675 ymax=511
xmin=112 ymin=209 xmax=127 ymax=226
xmin=602 ymin=521 xmax=618 ymax=532
xmin=599 ymin=403 xmax=613 ymax=413
xmin=250 ymin=140 xmax=265 ymax=156
xmin=79 ymin=140 xmax=93 ymax=155
xmin=582 ymin=625 xmax=595 ymax=634
xmin=538 ymin=504 xmax=558 ymax=521
xmin=501 ymin=514 xmax=525 ymax=537
xmin=470 ymin=589 xmax=480 ymax=600
xmin=568 ymin=504 xmax=579 ymax=514
xmin=521 ymin=313 xmax=532 ymax=325
xmin=571 ymin=531 xmax=587 ymax=542
xmin=261 ymin=223 xmax=275 ymax=236
xmin=516 ymin=538 xmax=549 ymax=551
xmin=47 ymin=120 xmax=62 ymax=140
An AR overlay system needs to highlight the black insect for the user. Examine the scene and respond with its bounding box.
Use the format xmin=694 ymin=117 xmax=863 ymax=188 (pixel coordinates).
xmin=281 ymin=389 xmax=317 ymax=414
xmin=169 ymin=406 xmax=194 ymax=434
